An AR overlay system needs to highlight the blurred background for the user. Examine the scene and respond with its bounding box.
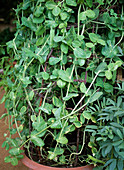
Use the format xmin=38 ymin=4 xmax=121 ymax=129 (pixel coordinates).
xmin=0 ymin=0 xmax=21 ymax=58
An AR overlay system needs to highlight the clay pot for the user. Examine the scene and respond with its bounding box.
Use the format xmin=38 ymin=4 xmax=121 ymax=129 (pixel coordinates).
xmin=22 ymin=155 xmax=94 ymax=170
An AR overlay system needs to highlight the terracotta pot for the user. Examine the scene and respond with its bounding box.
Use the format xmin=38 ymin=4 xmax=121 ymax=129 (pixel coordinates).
xmin=22 ymin=155 xmax=94 ymax=170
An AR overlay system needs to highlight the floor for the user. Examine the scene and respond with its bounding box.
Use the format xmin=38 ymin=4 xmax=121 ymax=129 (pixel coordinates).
xmin=0 ymin=88 xmax=28 ymax=170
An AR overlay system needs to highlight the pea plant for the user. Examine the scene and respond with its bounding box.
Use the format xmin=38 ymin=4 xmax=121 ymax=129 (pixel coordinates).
xmin=0 ymin=0 xmax=124 ymax=168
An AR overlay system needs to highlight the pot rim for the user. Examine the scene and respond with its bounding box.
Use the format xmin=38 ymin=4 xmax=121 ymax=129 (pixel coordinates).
xmin=22 ymin=154 xmax=94 ymax=170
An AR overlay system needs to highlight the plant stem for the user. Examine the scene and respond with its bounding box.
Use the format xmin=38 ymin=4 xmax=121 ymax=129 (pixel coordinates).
xmin=56 ymin=0 xmax=65 ymax=7
xmin=81 ymin=24 xmax=85 ymax=35
xmin=69 ymin=129 xmax=86 ymax=161
xmin=71 ymin=71 xmax=100 ymax=114
xmin=78 ymin=4 xmax=81 ymax=36
xmin=113 ymin=32 xmax=124 ymax=49
xmin=36 ymin=36 xmax=50 ymax=56
xmin=24 ymin=88 xmax=35 ymax=113
xmin=74 ymin=128 xmax=80 ymax=166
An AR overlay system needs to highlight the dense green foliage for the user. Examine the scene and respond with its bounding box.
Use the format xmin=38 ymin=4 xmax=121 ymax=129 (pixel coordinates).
xmin=0 ymin=0 xmax=124 ymax=169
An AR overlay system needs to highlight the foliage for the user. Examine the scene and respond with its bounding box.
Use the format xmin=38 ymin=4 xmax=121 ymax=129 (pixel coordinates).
xmin=86 ymin=83 xmax=124 ymax=169
xmin=0 ymin=0 xmax=124 ymax=169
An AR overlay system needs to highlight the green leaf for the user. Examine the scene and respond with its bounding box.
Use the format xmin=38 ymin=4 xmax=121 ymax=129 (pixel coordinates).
xmin=69 ymin=115 xmax=78 ymax=122
xmin=16 ymin=154 xmax=24 ymax=159
xmin=102 ymin=42 xmax=117 ymax=58
xmin=51 ymin=121 xmax=62 ymax=129
xmin=53 ymin=107 xmax=61 ymax=121
xmin=9 ymin=148 xmax=21 ymax=156
xmin=61 ymin=43 xmax=68 ymax=54
xmin=88 ymin=155 xmax=105 ymax=164
xmin=34 ymin=6 xmax=44 ymax=17
xmin=115 ymin=60 xmax=123 ymax=67
xmin=89 ymin=92 xmax=103 ymax=103
xmin=0 ymin=95 xmax=5 ymax=104
xmin=64 ymin=125 xmax=75 ymax=134
xmin=31 ymin=136 xmax=45 ymax=147
xmin=86 ymin=42 xmax=94 ymax=48
xmin=117 ymin=129 xmax=123 ymax=139
xmin=117 ymin=160 xmax=123 ymax=170
xmin=105 ymin=70 xmax=112 ymax=80
xmin=21 ymin=77 xmax=32 ymax=85
xmin=2 ymin=141 xmax=6 ymax=148
xmin=109 ymin=159 xmax=116 ymax=170
xmin=97 ymin=39 xmax=106 ymax=46
xmin=41 ymin=72 xmax=49 ymax=80
xmin=108 ymin=63 xmax=115 ymax=71
xmin=44 ymin=103 xmax=53 ymax=115
xmin=39 ymin=0 xmax=45 ymax=2
xmin=59 ymin=155 xmax=66 ymax=164
xmin=96 ymin=0 xmax=104 ymax=5
xmin=49 ymin=57 xmax=60 ymax=65
xmin=60 ymin=12 xmax=68 ymax=20
xmin=39 ymin=107 xmax=49 ymax=114
xmin=105 ymin=145 xmax=112 ymax=155
xmin=118 ymin=152 xmax=124 ymax=158
xmin=74 ymin=121 xmax=82 ymax=128
xmin=66 ymin=0 xmax=77 ymax=6
xmin=21 ymin=17 xmax=36 ymax=32
xmin=104 ymin=83 xmax=113 ymax=93
xmin=89 ymin=33 xmax=105 ymax=45
xmin=86 ymin=0 xmax=93 ymax=8
xmin=74 ymin=48 xmax=91 ymax=59
xmin=33 ymin=15 xmax=45 ymax=24
xmin=35 ymin=73 xmax=43 ymax=83
xmin=50 ymin=27 xmax=55 ymax=47
xmin=57 ymin=136 xmax=68 ymax=144
xmin=72 ymin=40 xmax=81 ymax=48
xmin=36 ymin=37 xmax=44 ymax=46
xmin=110 ymin=122 xmax=123 ymax=128
xmin=59 ymin=70 xmax=73 ymax=82
xmin=4 ymin=156 xmax=11 ymax=163
xmin=52 ymin=96 xmax=63 ymax=107
xmin=10 ymin=92 xmax=15 ymax=99
xmin=53 ymin=36 xmax=64 ymax=42
xmin=57 ymin=80 xmax=66 ymax=88
xmin=79 ymin=12 xmax=86 ymax=21
xmin=54 ymin=147 xmax=64 ymax=155
xmin=80 ymin=82 xmax=87 ymax=93
xmin=80 ymin=114 xmax=85 ymax=124
xmin=59 ymin=23 xmax=66 ymax=29
xmin=78 ymin=59 xmax=85 ymax=66
xmin=85 ymin=10 xmax=95 ymax=18
xmin=33 ymin=119 xmax=47 ymax=133
xmin=48 ymin=151 xmax=56 ymax=160
xmin=31 ymin=130 xmax=46 ymax=138
xmin=45 ymin=1 xmax=56 ymax=9
xmin=117 ymin=96 xmax=122 ymax=108
xmin=63 ymin=93 xmax=79 ymax=101
xmin=11 ymin=157 xmax=18 ymax=166
xmin=20 ymin=106 xmax=26 ymax=114
xmin=29 ymin=91 xmax=34 ymax=100
xmin=52 ymin=7 xmax=61 ymax=16
xmin=0 ymin=113 xmax=8 ymax=120
xmin=89 ymin=33 xmax=99 ymax=42
xmin=83 ymin=111 xmax=91 ymax=120
xmin=95 ymin=62 xmax=107 ymax=73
